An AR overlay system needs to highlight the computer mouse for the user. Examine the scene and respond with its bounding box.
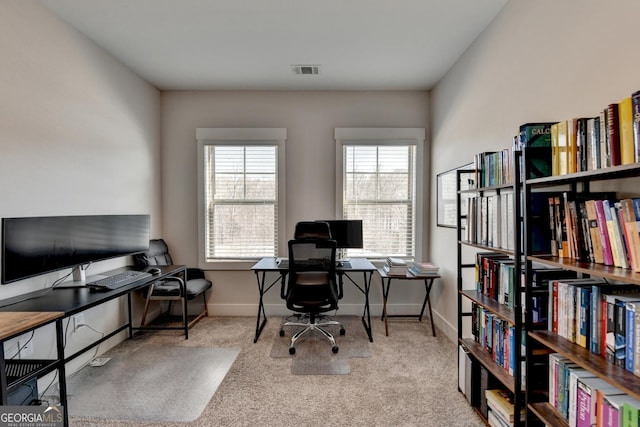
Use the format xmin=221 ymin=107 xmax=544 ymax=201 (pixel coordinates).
xmin=148 ymin=267 xmax=162 ymax=275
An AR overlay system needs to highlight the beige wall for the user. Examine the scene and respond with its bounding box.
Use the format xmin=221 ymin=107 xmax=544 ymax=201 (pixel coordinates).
xmin=429 ymin=0 xmax=640 ymax=341
xmin=0 ymin=1 xmax=161 ymax=371
xmin=160 ymin=90 xmax=430 ymax=316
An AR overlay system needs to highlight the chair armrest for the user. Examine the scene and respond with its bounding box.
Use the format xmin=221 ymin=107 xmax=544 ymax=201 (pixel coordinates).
xmin=146 ymin=276 xmax=186 ymax=298
xmin=187 ymin=268 xmax=205 ymax=280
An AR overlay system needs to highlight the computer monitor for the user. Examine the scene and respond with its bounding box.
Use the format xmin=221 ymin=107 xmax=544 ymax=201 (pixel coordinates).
xmin=318 ymin=220 xmax=363 ymax=249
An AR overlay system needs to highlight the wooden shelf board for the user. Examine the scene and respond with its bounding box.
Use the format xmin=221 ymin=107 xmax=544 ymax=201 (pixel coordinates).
xmin=529 ymin=402 xmax=568 ymax=427
xmin=459 ymin=241 xmax=514 ymax=256
xmin=529 ymin=330 xmax=640 ymax=399
xmin=459 ymin=290 xmax=517 ymax=324
xmin=460 ymin=338 xmax=515 ymax=393
xmin=527 ymin=256 xmax=640 ymax=285
xmin=526 ymin=163 xmax=640 ymax=186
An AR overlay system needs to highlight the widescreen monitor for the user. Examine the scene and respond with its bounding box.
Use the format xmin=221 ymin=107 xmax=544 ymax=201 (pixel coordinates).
xmin=2 ymin=214 xmax=150 ymax=284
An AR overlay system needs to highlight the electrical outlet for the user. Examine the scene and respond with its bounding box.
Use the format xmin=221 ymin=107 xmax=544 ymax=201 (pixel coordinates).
xmin=73 ymin=313 xmax=85 ymax=331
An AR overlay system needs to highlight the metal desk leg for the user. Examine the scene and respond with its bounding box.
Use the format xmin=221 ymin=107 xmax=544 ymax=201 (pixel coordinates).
xmin=56 ymin=318 xmax=68 ymax=427
xmin=361 ymin=271 xmax=374 ymax=342
xmin=381 ymin=277 xmax=391 ymax=336
xmin=419 ymin=277 xmax=436 ymax=337
xmin=253 ymin=271 xmax=268 ymax=343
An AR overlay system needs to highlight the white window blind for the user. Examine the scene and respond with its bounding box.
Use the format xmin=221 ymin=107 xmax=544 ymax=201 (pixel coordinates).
xmin=204 ymin=145 xmax=278 ymax=259
xmin=197 ymin=128 xmax=286 ymax=269
xmin=335 ymin=128 xmax=424 ymax=260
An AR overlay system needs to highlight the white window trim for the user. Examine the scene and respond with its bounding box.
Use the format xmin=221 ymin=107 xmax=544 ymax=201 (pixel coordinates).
xmin=335 ymin=127 xmax=425 ymax=261
xmin=196 ymin=128 xmax=287 ymax=270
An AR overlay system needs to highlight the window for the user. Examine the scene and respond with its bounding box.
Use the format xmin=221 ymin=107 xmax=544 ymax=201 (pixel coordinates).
xmin=196 ymin=128 xmax=286 ymax=269
xmin=335 ymin=128 xmax=425 ymax=260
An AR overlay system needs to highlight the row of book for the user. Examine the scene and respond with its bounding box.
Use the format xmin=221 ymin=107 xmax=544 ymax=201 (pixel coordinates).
xmin=465 ymin=191 xmax=554 ymax=256
xmin=471 ymin=303 xmax=520 ymax=376
xmin=475 ymin=252 xmax=517 ymax=309
xmin=381 ymin=257 xmax=439 ymax=277
xmin=547 ymin=278 xmax=640 ymax=373
xmin=465 ymin=193 xmax=515 ymax=251
xmin=549 ymin=352 xmax=640 ymax=427
xmin=548 ymin=90 xmax=640 ymax=176
xmin=470 ymin=89 xmax=640 ymax=193
xmin=473 ymin=148 xmax=515 ymax=189
xmin=546 ymin=194 xmax=640 ymax=272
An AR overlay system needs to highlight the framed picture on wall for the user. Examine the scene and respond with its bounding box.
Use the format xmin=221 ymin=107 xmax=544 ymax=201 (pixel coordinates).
xmin=436 ymin=163 xmax=474 ymax=228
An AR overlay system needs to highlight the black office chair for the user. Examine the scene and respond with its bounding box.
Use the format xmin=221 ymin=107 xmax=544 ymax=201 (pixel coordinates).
xmin=133 ymin=239 xmax=212 ymax=330
xmin=279 ymin=221 xmax=345 ymax=354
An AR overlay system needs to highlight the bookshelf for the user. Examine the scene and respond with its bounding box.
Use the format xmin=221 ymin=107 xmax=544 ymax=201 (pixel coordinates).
xmin=523 ymin=162 xmax=640 ymax=427
xmin=457 ymin=150 xmax=525 ymax=427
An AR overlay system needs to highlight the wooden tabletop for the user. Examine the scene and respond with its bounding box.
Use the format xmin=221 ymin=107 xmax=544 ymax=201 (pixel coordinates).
xmin=0 ymin=312 xmax=64 ymax=340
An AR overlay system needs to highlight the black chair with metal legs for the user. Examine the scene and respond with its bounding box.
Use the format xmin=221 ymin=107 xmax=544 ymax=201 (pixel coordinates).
xmin=279 ymin=221 xmax=344 ymax=354
xmin=133 ymin=239 xmax=212 ymax=330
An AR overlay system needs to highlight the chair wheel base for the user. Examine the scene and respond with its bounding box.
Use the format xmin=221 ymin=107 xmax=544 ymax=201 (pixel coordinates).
xmin=332 ymin=346 xmax=339 ymax=353
xmin=289 ymin=347 xmax=296 ymax=355
xmin=279 ymin=329 xmax=285 ymax=337
xmin=340 ymin=328 xmax=345 ymax=336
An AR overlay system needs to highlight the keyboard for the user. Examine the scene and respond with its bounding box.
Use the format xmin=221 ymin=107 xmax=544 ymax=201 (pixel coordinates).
xmin=87 ymin=270 xmax=152 ymax=291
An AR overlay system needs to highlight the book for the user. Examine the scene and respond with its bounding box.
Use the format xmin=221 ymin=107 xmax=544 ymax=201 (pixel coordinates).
xmin=615 ymin=295 xmax=640 ymax=368
xmin=600 ymin=109 xmax=610 ymax=168
xmin=620 ymin=198 xmax=640 ymax=272
xmin=632 ymin=90 xmax=640 ymax=163
xmin=575 ymin=377 xmax=620 ymax=427
xmin=585 ymin=200 xmax=605 ymax=264
xmin=603 ymin=394 xmax=640 ymax=427
xmin=383 ymin=257 xmax=408 ymax=275
xmin=607 ymin=103 xmax=621 ymax=166
xmin=596 ymin=388 xmax=626 ymax=427
xmin=619 ymin=97 xmax=635 ymax=165
xmin=485 ymin=389 xmax=524 ymax=423
xmin=626 ymin=301 xmax=640 ymax=373
xmin=408 ymin=261 xmax=439 ymax=276
xmin=567 ymin=368 xmax=596 ymax=427
xmin=587 ymin=116 xmax=600 ymax=171
xmin=603 ymin=199 xmax=625 ymax=268
xmin=557 ymin=120 xmax=570 ymax=176
xmin=595 ymin=199 xmax=615 ymax=266
xmin=622 ymin=399 xmax=640 ymax=427
xmin=568 ymin=118 xmax=578 ymax=174
xmin=518 ymin=122 xmax=556 ymax=179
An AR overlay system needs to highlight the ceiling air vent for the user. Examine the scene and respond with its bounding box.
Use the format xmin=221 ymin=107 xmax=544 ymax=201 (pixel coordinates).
xmin=291 ymin=65 xmax=320 ymax=75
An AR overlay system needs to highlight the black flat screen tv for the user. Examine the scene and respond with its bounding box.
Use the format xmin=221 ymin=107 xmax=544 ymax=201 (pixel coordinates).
xmin=2 ymin=214 xmax=150 ymax=284
xmin=319 ymin=220 xmax=364 ymax=249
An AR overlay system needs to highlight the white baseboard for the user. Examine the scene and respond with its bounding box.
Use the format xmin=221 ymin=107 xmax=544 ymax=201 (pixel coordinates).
xmin=206 ymin=302 xmax=458 ymax=344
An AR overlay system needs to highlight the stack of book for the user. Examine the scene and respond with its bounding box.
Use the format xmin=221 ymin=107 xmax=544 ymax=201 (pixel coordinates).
xmin=408 ymin=261 xmax=439 ymax=277
xmin=383 ymin=257 xmax=408 ymax=276
xmin=485 ymin=389 xmax=524 ymax=427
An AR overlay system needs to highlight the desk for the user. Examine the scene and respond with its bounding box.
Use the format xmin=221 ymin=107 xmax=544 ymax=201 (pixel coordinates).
xmin=250 ymin=257 xmax=377 ymax=343
xmin=0 ymin=265 xmax=186 ymax=426
xmin=0 ymin=312 xmax=66 ymax=423
xmin=378 ymin=268 xmax=440 ymax=337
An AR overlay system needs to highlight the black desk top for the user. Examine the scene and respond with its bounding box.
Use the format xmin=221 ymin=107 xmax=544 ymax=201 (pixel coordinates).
xmin=251 ymin=257 xmax=376 ymax=272
xmin=0 ymin=265 xmax=185 ymax=316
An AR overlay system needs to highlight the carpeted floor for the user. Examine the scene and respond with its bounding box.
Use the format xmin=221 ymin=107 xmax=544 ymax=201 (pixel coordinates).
xmin=69 ymin=315 xmax=485 ymax=427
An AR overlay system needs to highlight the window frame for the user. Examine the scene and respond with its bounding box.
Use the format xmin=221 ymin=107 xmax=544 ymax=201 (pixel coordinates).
xmin=196 ymin=128 xmax=286 ymax=270
xmin=335 ymin=128 xmax=425 ymax=261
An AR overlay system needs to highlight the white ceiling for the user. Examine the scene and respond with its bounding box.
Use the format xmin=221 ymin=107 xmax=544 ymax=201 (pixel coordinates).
xmin=38 ymin=0 xmax=508 ymax=91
